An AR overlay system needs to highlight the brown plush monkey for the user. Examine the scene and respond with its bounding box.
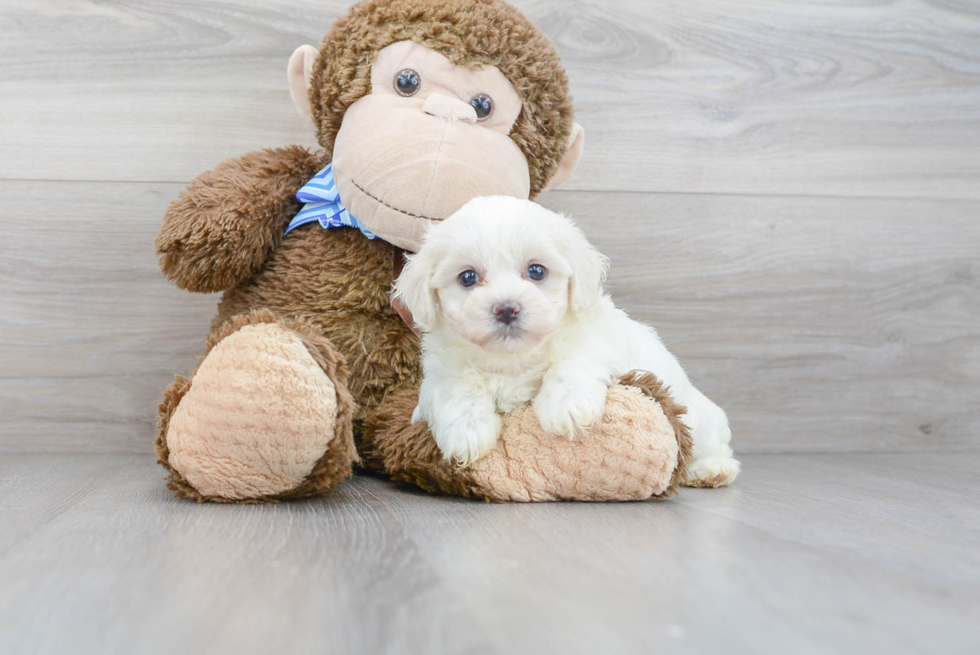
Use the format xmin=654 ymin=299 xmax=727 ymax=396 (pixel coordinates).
xmin=155 ymin=0 xmax=692 ymax=503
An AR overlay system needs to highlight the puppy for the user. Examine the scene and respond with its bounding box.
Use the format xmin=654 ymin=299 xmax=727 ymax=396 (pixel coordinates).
xmin=393 ymin=196 xmax=740 ymax=487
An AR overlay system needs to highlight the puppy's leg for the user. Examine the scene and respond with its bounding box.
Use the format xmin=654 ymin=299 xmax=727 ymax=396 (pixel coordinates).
xmin=533 ymin=363 xmax=610 ymax=439
xmin=683 ymin=387 xmax=741 ymax=487
xmin=424 ymin=382 xmax=502 ymax=467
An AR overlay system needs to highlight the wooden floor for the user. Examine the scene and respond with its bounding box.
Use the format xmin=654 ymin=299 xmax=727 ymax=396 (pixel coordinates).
xmin=2 ymin=1 xmax=979 ymax=653
xmin=2 ymin=0 xmax=979 ymax=455
xmin=1 ymin=452 xmax=977 ymax=654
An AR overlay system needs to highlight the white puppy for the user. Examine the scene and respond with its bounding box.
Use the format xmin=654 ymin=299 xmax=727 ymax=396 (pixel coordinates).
xmin=393 ymin=196 xmax=740 ymax=487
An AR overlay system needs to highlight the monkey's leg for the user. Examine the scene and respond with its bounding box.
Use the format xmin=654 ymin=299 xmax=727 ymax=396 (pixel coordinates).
xmin=156 ymin=310 xmax=357 ymax=502
xmin=363 ymin=371 xmax=692 ymax=502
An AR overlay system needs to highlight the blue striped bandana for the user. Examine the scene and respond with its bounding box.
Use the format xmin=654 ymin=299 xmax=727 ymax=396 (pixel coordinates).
xmin=285 ymin=163 xmax=376 ymax=239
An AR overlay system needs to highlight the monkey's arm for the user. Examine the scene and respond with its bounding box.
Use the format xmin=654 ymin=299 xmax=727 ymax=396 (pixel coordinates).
xmin=156 ymin=146 xmax=322 ymax=292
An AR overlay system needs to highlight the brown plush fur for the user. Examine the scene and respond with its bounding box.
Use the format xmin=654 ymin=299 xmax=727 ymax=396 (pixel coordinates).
xmin=155 ymin=310 xmax=358 ymax=502
xmin=361 ymin=387 xmax=481 ymax=498
xmin=156 ymin=146 xmax=322 ymax=293
xmin=213 ymin=228 xmax=422 ymax=422
xmin=310 ymin=0 xmax=574 ymax=197
xmin=156 ymin=146 xmax=422 ymax=500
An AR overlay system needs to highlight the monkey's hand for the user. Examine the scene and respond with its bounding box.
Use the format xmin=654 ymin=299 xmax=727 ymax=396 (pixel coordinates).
xmin=156 ymin=146 xmax=321 ymax=293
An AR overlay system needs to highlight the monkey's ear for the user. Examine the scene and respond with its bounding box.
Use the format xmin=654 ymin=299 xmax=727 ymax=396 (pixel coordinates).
xmin=542 ymin=123 xmax=585 ymax=192
xmin=288 ymin=45 xmax=320 ymax=123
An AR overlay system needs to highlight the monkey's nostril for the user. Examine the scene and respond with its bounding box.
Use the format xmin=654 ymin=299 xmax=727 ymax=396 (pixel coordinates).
xmin=492 ymin=303 xmax=520 ymax=325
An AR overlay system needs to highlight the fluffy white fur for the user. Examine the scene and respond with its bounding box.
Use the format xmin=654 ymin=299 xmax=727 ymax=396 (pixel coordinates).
xmin=393 ymin=196 xmax=740 ymax=487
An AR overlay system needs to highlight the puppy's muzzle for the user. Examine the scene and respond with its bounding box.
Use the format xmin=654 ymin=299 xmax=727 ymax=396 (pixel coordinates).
xmin=492 ymin=302 xmax=521 ymax=326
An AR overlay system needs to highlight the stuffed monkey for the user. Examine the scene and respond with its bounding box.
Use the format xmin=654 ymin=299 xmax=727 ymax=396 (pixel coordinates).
xmin=155 ymin=0 xmax=696 ymax=503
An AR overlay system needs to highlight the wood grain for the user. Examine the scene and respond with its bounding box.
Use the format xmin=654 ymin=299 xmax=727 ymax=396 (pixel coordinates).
xmin=1 ymin=1 xmax=978 ymax=199
xmin=0 ymin=455 xmax=498 ymax=655
xmin=1 ymin=181 xmax=977 ymax=454
xmin=0 ymin=452 xmax=977 ymax=654
xmin=0 ymin=180 xmax=215 ymax=453
xmin=1 ymin=0 xmax=978 ymax=454
xmin=3 ymin=3 xmax=978 ymax=652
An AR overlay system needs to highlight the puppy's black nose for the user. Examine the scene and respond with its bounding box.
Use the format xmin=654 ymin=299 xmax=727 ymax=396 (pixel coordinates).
xmin=492 ymin=303 xmax=520 ymax=325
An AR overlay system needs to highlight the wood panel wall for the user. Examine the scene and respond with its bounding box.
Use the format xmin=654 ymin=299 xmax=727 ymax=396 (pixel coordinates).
xmin=2 ymin=0 xmax=978 ymax=454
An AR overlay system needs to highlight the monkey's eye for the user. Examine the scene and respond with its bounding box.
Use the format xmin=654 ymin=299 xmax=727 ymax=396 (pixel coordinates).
xmin=394 ymin=69 xmax=421 ymax=97
xmin=469 ymin=94 xmax=494 ymax=121
xmin=527 ymin=264 xmax=547 ymax=281
xmin=458 ymin=270 xmax=480 ymax=288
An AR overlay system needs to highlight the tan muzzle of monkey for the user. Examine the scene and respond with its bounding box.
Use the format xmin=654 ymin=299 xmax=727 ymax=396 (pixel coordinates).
xmin=331 ymin=95 xmax=532 ymax=253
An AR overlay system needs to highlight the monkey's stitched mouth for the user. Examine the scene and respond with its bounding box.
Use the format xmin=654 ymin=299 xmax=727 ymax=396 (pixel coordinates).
xmin=351 ymin=180 xmax=444 ymax=222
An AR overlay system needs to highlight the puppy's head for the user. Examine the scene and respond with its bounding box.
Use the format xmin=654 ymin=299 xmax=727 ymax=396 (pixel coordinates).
xmin=394 ymin=196 xmax=608 ymax=353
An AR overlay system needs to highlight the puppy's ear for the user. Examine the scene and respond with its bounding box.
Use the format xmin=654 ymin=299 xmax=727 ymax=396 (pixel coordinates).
xmin=393 ymin=249 xmax=439 ymax=333
xmin=562 ymin=216 xmax=609 ymax=316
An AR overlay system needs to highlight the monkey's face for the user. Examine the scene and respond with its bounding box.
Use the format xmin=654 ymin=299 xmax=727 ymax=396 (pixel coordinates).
xmin=331 ymin=41 xmax=532 ymax=252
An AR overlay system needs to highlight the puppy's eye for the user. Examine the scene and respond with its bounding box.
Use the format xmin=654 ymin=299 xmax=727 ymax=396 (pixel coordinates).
xmin=459 ymin=270 xmax=479 ymax=287
xmin=527 ymin=264 xmax=547 ymax=281
xmin=394 ymin=69 xmax=421 ymax=97
xmin=469 ymin=94 xmax=493 ymax=121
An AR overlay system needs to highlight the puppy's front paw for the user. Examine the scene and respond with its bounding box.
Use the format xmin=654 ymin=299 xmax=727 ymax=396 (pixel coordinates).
xmin=432 ymin=412 xmax=502 ymax=467
xmin=533 ymin=379 xmax=608 ymax=439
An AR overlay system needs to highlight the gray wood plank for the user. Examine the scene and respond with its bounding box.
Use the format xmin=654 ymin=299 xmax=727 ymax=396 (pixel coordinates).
xmin=0 ymin=181 xmax=216 ymax=453
xmin=0 ymin=454 xmax=500 ymax=655
xmin=0 ymin=452 xmax=977 ymax=654
xmin=1 ymin=1 xmax=978 ymax=199
xmin=2 ymin=180 xmax=977 ymax=454
xmin=375 ymin=451 xmax=980 ymax=654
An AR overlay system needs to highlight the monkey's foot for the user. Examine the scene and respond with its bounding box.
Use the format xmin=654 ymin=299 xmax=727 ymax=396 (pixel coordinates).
xmin=156 ymin=310 xmax=356 ymax=502
xmin=367 ymin=371 xmax=693 ymax=502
